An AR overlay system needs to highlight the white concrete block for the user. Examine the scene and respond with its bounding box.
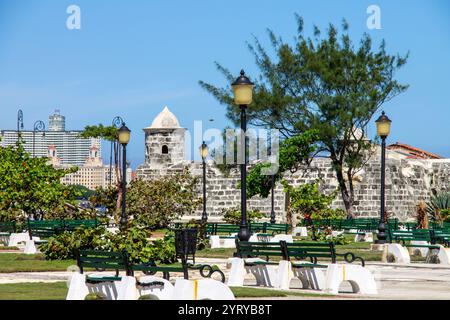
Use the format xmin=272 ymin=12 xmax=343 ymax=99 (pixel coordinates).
xmin=66 ymin=273 xmax=90 ymax=300
xmin=135 ymin=276 xmax=175 ymax=300
xmin=292 ymin=227 xmax=308 ymax=237
xmin=291 ymin=263 xmax=326 ymax=290
xmin=117 ymin=276 xmax=139 ymax=300
xmin=323 ymin=264 xmax=377 ymax=295
xmin=385 ymin=243 xmax=411 ymax=264
xmin=209 ymin=235 xmax=221 ymax=249
xmin=437 ymin=245 xmax=450 ymax=265
xmin=173 ymin=279 xmax=235 ymax=300
xmin=227 ymin=258 xmax=246 ymax=287
xmin=409 ymin=241 xmax=429 ymax=257
xmin=24 ymin=239 xmax=37 ymax=254
xmin=7 ymin=232 xmax=30 ymax=247
xmin=271 ymin=234 xmax=294 ymax=243
xmin=354 ymin=232 xmax=374 ymax=243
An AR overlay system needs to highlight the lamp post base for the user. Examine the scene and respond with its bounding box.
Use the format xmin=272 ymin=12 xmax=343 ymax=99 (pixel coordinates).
xmin=238 ymin=225 xmax=251 ymax=241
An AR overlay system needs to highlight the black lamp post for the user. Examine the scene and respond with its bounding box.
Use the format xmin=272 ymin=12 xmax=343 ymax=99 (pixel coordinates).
xmin=17 ymin=109 xmax=24 ymax=143
xmin=200 ymin=141 xmax=209 ymax=222
xmin=33 ymin=120 xmax=45 ymax=157
xmin=232 ymin=70 xmax=254 ymax=241
xmin=375 ymin=111 xmax=392 ymax=244
xmin=270 ymin=174 xmax=276 ymax=224
xmin=110 ymin=116 xmax=124 ymax=187
xmin=118 ymin=123 xmax=131 ymax=231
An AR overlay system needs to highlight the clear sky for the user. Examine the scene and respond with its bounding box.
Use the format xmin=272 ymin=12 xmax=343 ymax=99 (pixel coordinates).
xmin=0 ymin=0 xmax=449 ymax=168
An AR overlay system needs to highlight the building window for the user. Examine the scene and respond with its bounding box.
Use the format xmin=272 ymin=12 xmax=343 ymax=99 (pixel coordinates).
xmin=162 ymin=145 xmax=169 ymax=154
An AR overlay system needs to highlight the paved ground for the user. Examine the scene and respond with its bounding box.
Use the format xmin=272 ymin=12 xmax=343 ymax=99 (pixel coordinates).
xmin=1 ymin=257 xmax=450 ymax=299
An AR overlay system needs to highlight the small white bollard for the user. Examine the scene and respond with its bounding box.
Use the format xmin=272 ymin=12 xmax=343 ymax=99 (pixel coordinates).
xmin=271 ymin=234 xmax=294 ymax=243
xmin=323 ymin=264 xmax=377 ymax=295
xmin=385 ymin=243 xmax=411 ymax=264
xmin=66 ymin=273 xmax=90 ymax=300
xmin=135 ymin=276 xmax=175 ymax=300
xmin=354 ymin=232 xmax=374 ymax=243
xmin=292 ymin=227 xmax=308 ymax=237
xmin=173 ymin=279 xmax=235 ymax=300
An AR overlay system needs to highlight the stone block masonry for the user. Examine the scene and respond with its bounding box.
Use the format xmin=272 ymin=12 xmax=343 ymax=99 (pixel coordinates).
xmin=136 ymin=154 xmax=450 ymax=223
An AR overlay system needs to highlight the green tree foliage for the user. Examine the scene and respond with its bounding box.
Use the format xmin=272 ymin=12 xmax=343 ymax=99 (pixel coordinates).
xmin=79 ymin=124 xmax=119 ymax=142
xmin=282 ymin=180 xmax=345 ymax=221
xmin=127 ymin=168 xmax=202 ymax=229
xmin=0 ymin=144 xmax=79 ymax=221
xmin=199 ymin=15 xmax=408 ymax=217
xmin=246 ymin=130 xmax=319 ymax=198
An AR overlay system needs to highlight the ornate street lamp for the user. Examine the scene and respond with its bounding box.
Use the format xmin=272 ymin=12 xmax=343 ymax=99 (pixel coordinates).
xmin=231 ymin=70 xmax=254 ymax=241
xmin=118 ymin=123 xmax=131 ymax=231
xmin=375 ymin=111 xmax=392 ymax=244
xmin=270 ymin=174 xmax=276 ymax=224
xmin=17 ymin=109 xmax=24 ymax=143
xmin=33 ymin=120 xmax=46 ymax=157
xmin=110 ymin=116 xmax=124 ymax=186
xmin=199 ymin=141 xmax=209 ymax=222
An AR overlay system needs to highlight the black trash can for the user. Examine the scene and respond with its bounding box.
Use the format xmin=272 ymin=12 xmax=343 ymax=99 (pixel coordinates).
xmin=175 ymin=228 xmax=198 ymax=264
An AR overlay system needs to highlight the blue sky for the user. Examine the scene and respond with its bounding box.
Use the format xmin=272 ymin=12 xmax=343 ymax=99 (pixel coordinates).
xmin=0 ymin=0 xmax=449 ymax=168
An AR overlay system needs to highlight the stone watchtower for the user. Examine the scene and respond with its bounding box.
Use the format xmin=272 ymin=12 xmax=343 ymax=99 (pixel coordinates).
xmin=143 ymin=106 xmax=186 ymax=170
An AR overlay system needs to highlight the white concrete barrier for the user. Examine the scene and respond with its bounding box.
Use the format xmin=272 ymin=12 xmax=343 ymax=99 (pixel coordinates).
xmin=409 ymin=241 xmax=429 ymax=257
xmin=7 ymin=232 xmax=31 ymax=247
xmin=292 ymin=227 xmax=308 ymax=237
xmin=271 ymin=234 xmax=294 ymax=243
xmin=227 ymin=257 xmax=279 ymax=288
xmin=385 ymin=243 xmax=411 ymax=264
xmin=437 ymin=245 xmax=450 ymax=265
xmin=291 ymin=264 xmax=327 ymax=290
xmin=66 ymin=273 xmax=90 ymax=300
xmin=24 ymin=239 xmax=38 ymax=254
xmin=354 ymin=232 xmax=374 ymax=243
xmin=323 ymin=264 xmax=377 ymax=295
xmin=134 ymin=276 xmax=175 ymax=300
xmin=209 ymin=235 xmax=221 ymax=249
xmin=173 ymin=279 xmax=235 ymax=300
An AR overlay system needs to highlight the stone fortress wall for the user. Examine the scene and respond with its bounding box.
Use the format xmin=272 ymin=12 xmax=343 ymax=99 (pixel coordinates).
xmin=136 ymin=107 xmax=450 ymax=222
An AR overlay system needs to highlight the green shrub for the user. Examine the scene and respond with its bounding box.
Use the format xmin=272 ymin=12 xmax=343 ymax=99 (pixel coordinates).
xmin=222 ymin=208 xmax=265 ymax=224
xmin=39 ymin=226 xmax=107 ymax=260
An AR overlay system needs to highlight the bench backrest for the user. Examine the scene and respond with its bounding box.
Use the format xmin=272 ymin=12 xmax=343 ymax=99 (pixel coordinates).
xmin=284 ymin=241 xmax=336 ymax=263
xmin=207 ymin=224 xmax=240 ymax=235
xmin=64 ymin=219 xmax=98 ymax=231
xmin=235 ymin=240 xmax=284 ymax=260
xmin=76 ymin=250 xmax=130 ymax=275
xmin=28 ymin=219 xmax=65 ymax=238
xmin=388 ymin=229 xmax=432 ymax=243
xmin=0 ymin=221 xmax=16 ymax=233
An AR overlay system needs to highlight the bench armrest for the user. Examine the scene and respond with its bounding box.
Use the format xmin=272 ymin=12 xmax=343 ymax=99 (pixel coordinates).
xmin=335 ymin=252 xmax=365 ymax=267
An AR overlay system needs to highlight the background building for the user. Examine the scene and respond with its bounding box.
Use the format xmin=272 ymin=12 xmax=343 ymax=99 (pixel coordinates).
xmin=0 ymin=110 xmax=101 ymax=166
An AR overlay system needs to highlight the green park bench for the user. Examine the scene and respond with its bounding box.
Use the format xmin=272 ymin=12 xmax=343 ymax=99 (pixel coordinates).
xmin=27 ymin=219 xmax=65 ymax=243
xmin=206 ymin=223 xmax=240 ymax=239
xmin=75 ymin=249 xmax=130 ymax=284
xmin=249 ymin=222 xmax=289 ymax=235
xmin=234 ymin=240 xmax=285 ymax=266
xmin=387 ymin=228 xmax=440 ymax=251
xmin=284 ymin=241 xmax=365 ymax=268
xmin=0 ymin=221 xmax=17 ymax=236
xmin=430 ymin=229 xmax=450 ymax=246
xmin=64 ymin=219 xmax=99 ymax=232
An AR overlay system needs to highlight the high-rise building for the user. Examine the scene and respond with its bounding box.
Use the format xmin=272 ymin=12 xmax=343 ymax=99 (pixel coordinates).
xmin=0 ymin=110 xmax=101 ymax=166
xmin=48 ymin=109 xmax=65 ymax=131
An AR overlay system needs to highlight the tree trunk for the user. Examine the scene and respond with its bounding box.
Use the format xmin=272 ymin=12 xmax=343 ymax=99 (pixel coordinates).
xmin=334 ymin=162 xmax=356 ymax=219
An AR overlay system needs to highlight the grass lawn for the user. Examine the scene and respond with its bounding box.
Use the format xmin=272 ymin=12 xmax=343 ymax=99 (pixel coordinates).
xmin=0 ymin=254 xmax=76 ymax=273
xmin=0 ymin=282 xmax=68 ymax=300
xmin=0 ymin=282 xmax=334 ymax=300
